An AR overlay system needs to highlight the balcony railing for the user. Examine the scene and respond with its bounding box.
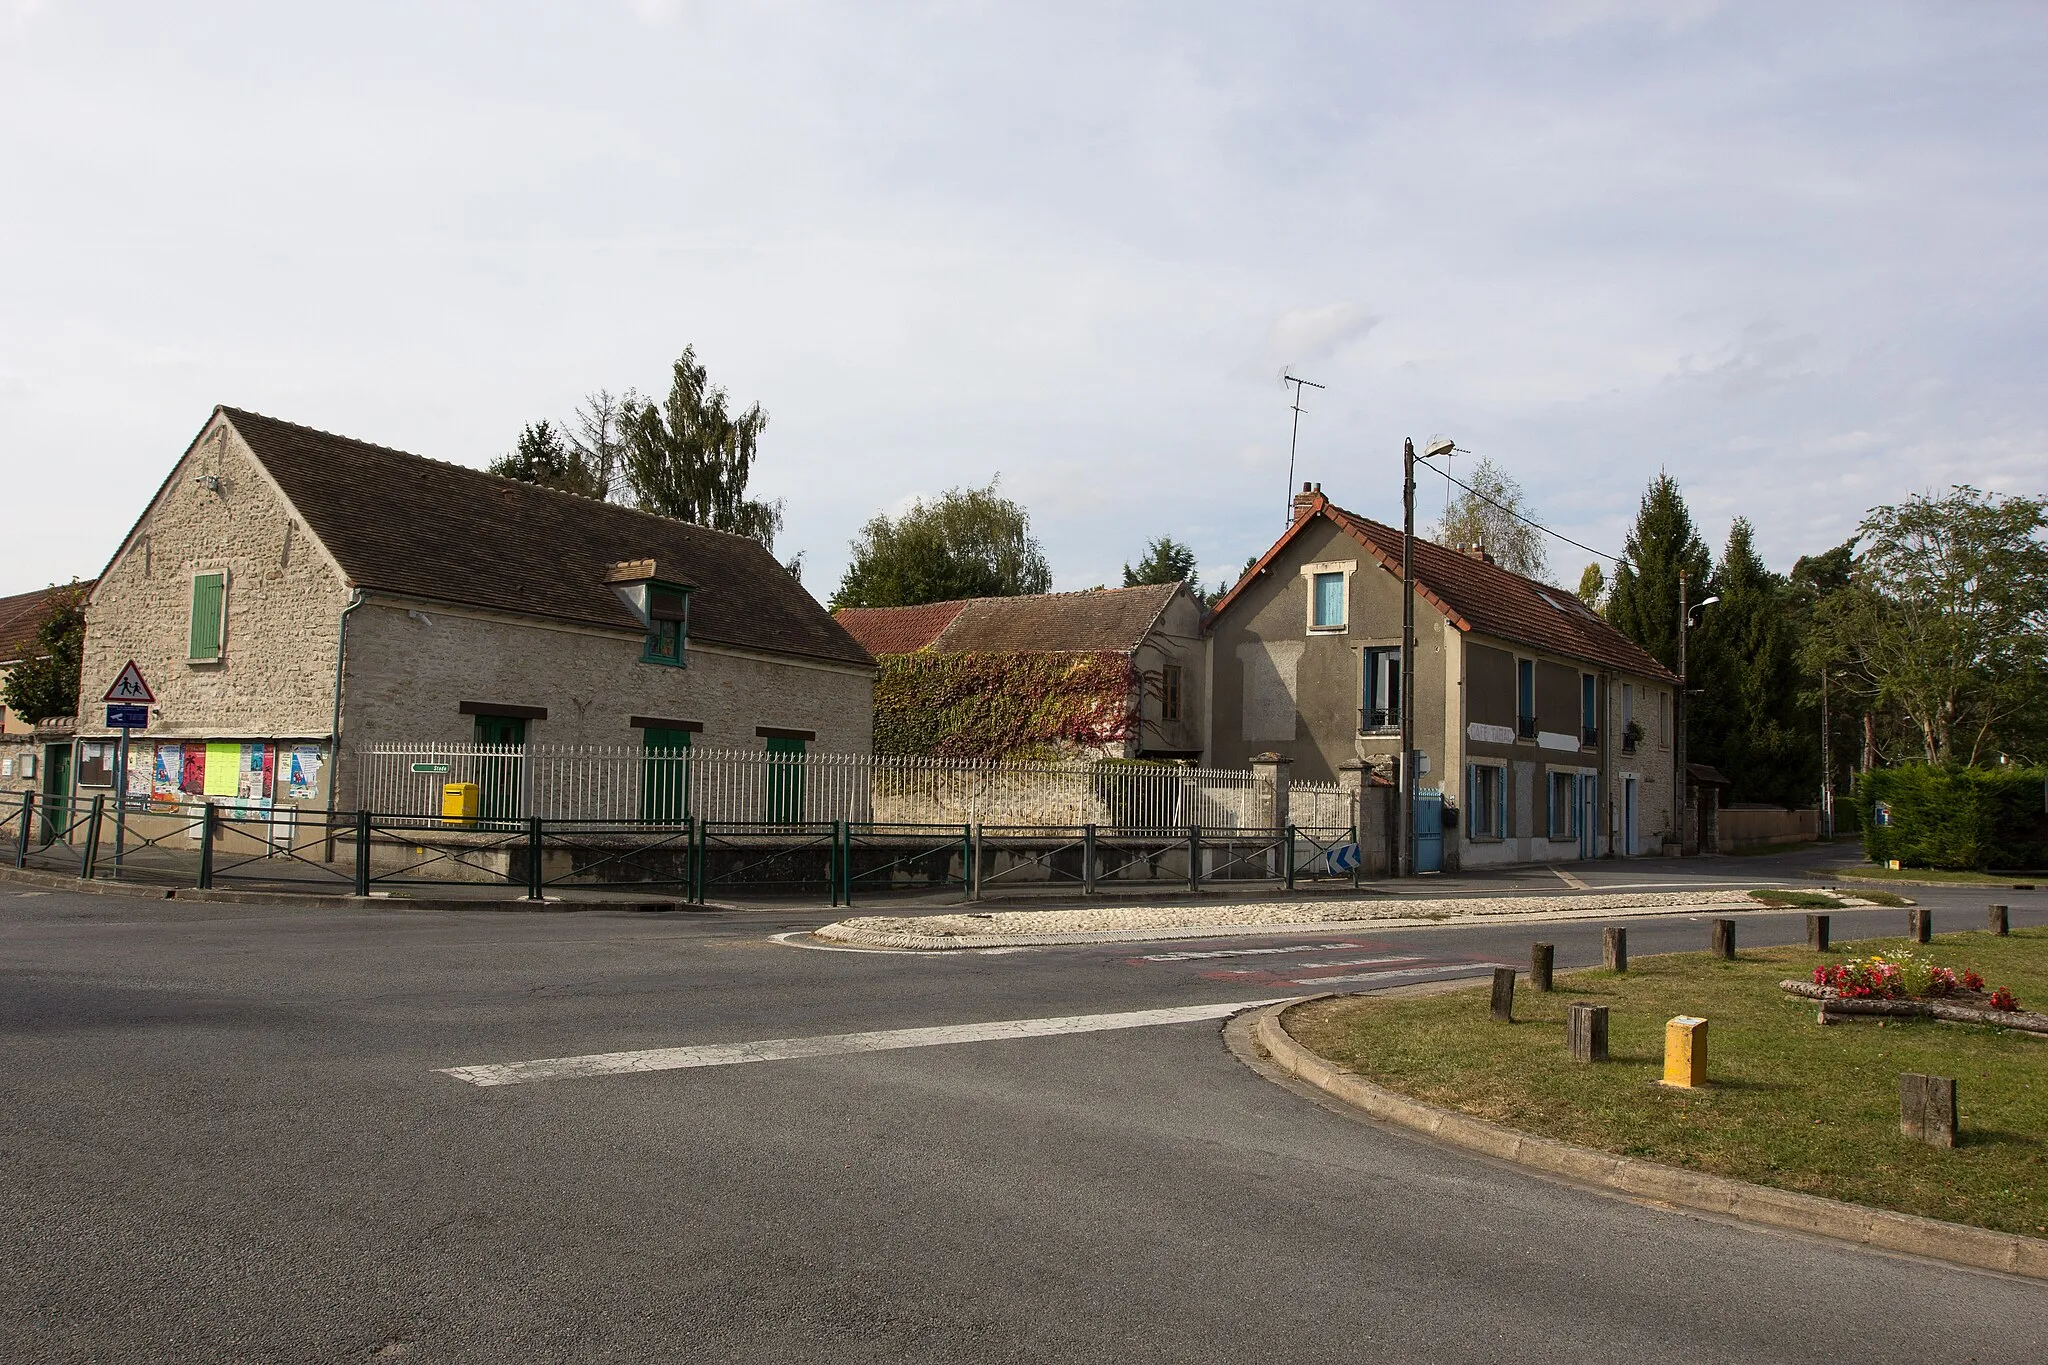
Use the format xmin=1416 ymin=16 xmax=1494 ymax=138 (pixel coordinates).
xmin=1362 ymin=706 xmax=1401 ymax=732
xmin=1516 ymin=716 xmax=1538 ymax=740
xmin=1581 ymin=725 xmax=1600 ymax=748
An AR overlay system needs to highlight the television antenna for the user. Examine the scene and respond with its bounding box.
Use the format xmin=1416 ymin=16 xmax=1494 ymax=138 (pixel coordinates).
xmin=1282 ymin=373 xmax=1325 ymax=525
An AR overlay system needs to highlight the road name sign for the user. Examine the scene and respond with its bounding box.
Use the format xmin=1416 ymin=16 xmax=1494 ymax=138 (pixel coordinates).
xmin=106 ymin=704 xmax=150 ymax=729
xmin=411 ymin=762 xmax=453 ymax=775
xmin=103 ymin=661 xmax=155 ymax=704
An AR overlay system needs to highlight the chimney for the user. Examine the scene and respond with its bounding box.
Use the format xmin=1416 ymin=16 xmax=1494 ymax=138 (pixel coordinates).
xmin=1291 ymin=481 xmax=1322 ymax=521
xmin=1463 ymin=543 xmax=1495 ymax=564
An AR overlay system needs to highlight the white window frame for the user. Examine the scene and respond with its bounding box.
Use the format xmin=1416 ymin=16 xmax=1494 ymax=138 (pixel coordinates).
xmin=1300 ymin=560 xmax=1355 ymax=634
xmin=1361 ymin=644 xmax=1400 ymax=731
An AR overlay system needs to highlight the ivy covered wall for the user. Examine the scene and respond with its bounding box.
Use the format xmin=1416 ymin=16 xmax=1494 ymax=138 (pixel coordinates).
xmin=873 ymin=650 xmax=1140 ymax=759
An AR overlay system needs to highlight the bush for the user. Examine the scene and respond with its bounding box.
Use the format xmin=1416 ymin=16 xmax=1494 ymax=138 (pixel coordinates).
xmin=1855 ymin=765 xmax=2048 ymax=870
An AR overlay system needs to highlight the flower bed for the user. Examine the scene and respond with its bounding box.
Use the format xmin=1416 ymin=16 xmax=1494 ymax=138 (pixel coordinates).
xmin=1782 ymin=950 xmax=2044 ymax=1033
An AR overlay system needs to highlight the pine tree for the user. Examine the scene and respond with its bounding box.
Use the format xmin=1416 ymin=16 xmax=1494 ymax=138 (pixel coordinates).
xmin=1607 ymin=472 xmax=1711 ymax=674
xmin=1688 ymin=520 xmax=1816 ymax=806
xmin=1123 ymin=536 xmax=1201 ymax=598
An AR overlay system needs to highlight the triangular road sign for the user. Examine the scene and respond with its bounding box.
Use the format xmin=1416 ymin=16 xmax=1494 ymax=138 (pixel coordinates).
xmin=103 ymin=660 xmax=155 ymax=704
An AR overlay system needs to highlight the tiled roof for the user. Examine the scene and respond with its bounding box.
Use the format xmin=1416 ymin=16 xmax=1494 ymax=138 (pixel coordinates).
xmin=1209 ymin=493 xmax=1678 ymax=683
xmin=0 ymin=581 xmax=92 ymax=665
xmin=833 ymin=600 xmax=970 ymax=655
xmin=218 ymin=408 xmax=872 ymax=668
xmin=836 ymin=583 xmax=1182 ymax=656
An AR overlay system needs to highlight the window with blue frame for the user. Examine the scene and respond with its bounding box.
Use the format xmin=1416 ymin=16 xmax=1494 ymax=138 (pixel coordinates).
xmin=1362 ymin=646 xmax=1400 ymax=729
xmin=642 ymin=582 xmax=690 ymax=665
xmin=1311 ymin=571 xmax=1345 ymax=629
xmin=1467 ymin=763 xmax=1505 ymax=839
xmin=1581 ymin=674 xmax=1598 ymax=745
xmin=1516 ymin=658 xmax=1536 ymax=737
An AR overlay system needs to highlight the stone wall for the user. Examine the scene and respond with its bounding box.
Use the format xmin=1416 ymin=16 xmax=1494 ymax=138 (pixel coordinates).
xmin=335 ymin=598 xmax=874 ymax=809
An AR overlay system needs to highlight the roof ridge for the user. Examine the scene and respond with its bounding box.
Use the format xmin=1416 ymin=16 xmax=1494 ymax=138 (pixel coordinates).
xmin=220 ymin=406 xmax=772 ymax=548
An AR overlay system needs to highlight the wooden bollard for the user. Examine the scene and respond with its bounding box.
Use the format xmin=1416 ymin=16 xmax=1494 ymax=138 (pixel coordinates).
xmin=1490 ymin=966 xmax=1516 ymax=1022
xmin=1806 ymin=913 xmax=1830 ymax=953
xmin=1988 ymin=903 xmax=2009 ymax=936
xmin=1530 ymin=943 xmax=1555 ymax=993
xmin=1909 ymin=907 xmax=1932 ymax=943
xmin=1566 ymin=1002 xmax=1608 ymax=1062
xmin=1899 ymin=1073 xmax=1957 ymax=1148
xmin=1662 ymin=1016 xmax=1707 ymax=1088
xmin=1603 ymin=926 xmax=1627 ymax=973
xmin=1711 ymin=918 xmax=1736 ymax=960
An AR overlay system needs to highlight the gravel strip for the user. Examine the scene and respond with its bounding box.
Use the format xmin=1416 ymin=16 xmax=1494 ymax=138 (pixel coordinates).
xmin=831 ymin=889 xmax=1767 ymax=941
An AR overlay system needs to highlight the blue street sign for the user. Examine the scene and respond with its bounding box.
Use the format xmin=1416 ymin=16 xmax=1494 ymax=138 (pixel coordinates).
xmin=1327 ymin=842 xmax=1362 ymax=873
xmin=106 ymin=704 xmax=149 ymax=729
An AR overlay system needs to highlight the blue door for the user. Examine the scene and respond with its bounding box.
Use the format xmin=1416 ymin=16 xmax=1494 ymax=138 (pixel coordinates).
xmin=1414 ymin=787 xmax=1444 ymax=873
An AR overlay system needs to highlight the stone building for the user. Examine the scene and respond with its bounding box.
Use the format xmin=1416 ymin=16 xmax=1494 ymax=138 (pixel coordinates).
xmin=72 ymin=406 xmax=874 ymax=823
xmin=835 ymin=582 xmax=1206 ymax=759
xmin=1204 ymin=485 xmax=1681 ymax=868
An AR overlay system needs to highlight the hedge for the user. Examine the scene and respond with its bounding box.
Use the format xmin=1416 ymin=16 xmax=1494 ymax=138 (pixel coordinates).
xmin=1855 ymin=765 xmax=2048 ymax=870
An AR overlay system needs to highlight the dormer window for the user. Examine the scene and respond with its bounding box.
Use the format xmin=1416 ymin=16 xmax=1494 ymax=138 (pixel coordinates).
xmin=642 ymin=582 xmax=690 ymax=666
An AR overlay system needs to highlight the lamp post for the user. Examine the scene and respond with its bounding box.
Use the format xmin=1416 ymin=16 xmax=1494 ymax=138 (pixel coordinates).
xmin=1675 ymin=570 xmax=1719 ymax=853
xmin=1400 ymin=434 xmax=1455 ymax=877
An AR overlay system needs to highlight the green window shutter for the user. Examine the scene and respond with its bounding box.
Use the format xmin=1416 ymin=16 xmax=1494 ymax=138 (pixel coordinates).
xmin=764 ymin=736 xmax=806 ymax=824
xmin=189 ymin=572 xmax=225 ymax=660
xmin=640 ymin=727 xmax=692 ymax=822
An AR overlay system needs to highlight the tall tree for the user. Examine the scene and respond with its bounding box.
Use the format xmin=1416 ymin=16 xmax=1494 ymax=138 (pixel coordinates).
xmin=1688 ymin=520 xmax=1815 ymax=805
xmin=1 ymin=584 xmax=87 ymax=724
xmin=831 ymin=480 xmax=1052 ymax=609
xmin=621 ymin=347 xmax=784 ymax=551
xmin=566 ymin=389 xmax=633 ymax=502
xmin=1432 ymin=456 xmax=1549 ymax=581
xmin=1575 ymin=562 xmax=1606 ymax=613
xmin=1806 ymin=486 xmax=2048 ymax=766
xmin=1123 ymin=536 xmax=1201 ymax=598
xmin=488 ymin=420 xmax=604 ymax=499
xmin=1607 ymin=472 xmax=1712 ymax=675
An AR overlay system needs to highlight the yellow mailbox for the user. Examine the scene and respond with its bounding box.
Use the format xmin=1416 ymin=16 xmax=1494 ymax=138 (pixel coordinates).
xmin=1663 ymin=1016 xmax=1708 ymax=1088
xmin=441 ymin=781 xmax=481 ymax=827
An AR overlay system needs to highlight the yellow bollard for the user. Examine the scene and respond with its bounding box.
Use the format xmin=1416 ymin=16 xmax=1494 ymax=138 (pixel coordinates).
xmin=1662 ymin=1016 xmax=1708 ymax=1088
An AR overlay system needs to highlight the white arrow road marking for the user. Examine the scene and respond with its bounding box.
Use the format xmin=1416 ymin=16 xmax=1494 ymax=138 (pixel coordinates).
xmin=440 ymin=998 xmax=1292 ymax=1088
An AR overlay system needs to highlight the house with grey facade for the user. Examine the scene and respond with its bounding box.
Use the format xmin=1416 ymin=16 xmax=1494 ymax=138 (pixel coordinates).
xmin=72 ymin=406 xmax=874 ymax=826
xmin=1204 ymin=485 xmax=1682 ymax=869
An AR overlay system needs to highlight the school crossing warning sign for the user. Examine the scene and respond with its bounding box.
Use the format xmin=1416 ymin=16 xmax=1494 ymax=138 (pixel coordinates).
xmin=102 ymin=660 xmax=155 ymax=704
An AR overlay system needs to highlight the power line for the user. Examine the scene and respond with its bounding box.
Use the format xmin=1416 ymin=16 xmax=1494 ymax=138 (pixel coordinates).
xmin=1416 ymin=455 xmax=1624 ymax=566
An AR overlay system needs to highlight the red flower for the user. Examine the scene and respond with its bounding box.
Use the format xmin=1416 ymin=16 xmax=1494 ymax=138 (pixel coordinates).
xmin=1988 ymin=987 xmax=2020 ymax=1012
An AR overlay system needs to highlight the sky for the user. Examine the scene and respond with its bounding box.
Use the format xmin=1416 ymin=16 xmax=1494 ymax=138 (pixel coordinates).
xmin=3 ymin=1 xmax=2045 ymax=602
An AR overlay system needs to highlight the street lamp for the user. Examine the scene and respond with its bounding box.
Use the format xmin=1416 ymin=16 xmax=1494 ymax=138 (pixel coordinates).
xmin=1399 ymin=434 xmax=1456 ymax=877
xmin=1675 ymin=572 xmax=1718 ymax=850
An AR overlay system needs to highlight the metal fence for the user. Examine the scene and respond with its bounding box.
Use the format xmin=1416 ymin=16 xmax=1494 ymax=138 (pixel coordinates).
xmin=360 ymin=744 xmax=1272 ymax=830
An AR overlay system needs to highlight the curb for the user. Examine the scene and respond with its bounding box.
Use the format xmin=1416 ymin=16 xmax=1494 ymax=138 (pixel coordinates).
xmin=0 ymin=866 xmax=725 ymax=914
xmin=812 ymin=893 xmax=1890 ymax=951
xmin=1239 ymin=998 xmax=2048 ymax=1282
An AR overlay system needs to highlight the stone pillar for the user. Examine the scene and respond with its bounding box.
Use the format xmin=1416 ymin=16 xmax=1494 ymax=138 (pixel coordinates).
xmin=1703 ymin=787 xmax=1721 ymax=855
xmin=1250 ymin=752 xmax=1291 ymax=832
xmin=1336 ymin=760 xmax=1368 ymax=836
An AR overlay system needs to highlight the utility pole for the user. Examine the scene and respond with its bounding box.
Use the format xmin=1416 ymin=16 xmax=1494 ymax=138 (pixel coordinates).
xmin=1820 ymin=668 xmax=1833 ymax=838
xmin=1399 ymin=438 xmax=1416 ymax=877
xmin=1676 ymin=568 xmax=1688 ymax=848
xmin=1282 ymin=374 xmax=1324 ymax=526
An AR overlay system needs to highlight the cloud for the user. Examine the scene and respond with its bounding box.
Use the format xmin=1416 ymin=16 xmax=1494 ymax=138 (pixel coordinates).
xmin=1263 ymin=303 xmax=1381 ymax=371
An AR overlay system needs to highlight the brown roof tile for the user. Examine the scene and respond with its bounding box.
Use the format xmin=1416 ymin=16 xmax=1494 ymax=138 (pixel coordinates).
xmin=220 ymin=408 xmax=871 ymax=668
xmin=1209 ymin=493 xmax=1677 ymax=683
xmin=0 ymin=581 xmax=92 ymax=665
xmin=833 ymin=600 xmax=970 ymax=655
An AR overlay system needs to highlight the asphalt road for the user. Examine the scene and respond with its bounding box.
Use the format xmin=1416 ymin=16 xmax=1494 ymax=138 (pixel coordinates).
xmin=3 ymin=859 xmax=2045 ymax=1362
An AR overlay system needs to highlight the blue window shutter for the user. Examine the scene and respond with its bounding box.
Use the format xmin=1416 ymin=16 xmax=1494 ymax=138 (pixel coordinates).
xmin=1313 ymin=572 xmax=1344 ymax=627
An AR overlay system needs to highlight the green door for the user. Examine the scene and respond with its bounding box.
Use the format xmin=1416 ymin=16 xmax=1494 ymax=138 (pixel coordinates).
xmin=471 ymin=715 xmax=526 ymax=823
xmin=40 ymin=744 xmax=71 ymax=845
xmin=640 ymin=728 xmax=692 ymax=823
xmin=764 ymin=736 xmax=805 ymax=824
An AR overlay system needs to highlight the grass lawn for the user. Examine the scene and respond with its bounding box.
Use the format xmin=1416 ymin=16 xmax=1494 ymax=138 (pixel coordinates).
xmin=1288 ymin=928 xmax=2048 ymax=1237
xmin=1831 ymin=866 xmax=2044 ymax=887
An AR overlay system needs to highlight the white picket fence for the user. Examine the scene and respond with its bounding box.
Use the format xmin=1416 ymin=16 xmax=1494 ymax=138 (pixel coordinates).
xmin=357 ymin=743 xmax=1311 ymax=830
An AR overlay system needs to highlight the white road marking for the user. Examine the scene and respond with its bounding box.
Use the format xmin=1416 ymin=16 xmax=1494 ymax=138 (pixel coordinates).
xmin=1553 ymin=867 xmax=1592 ymax=890
xmin=1139 ymin=941 xmax=1372 ymax=963
xmin=1297 ymin=962 xmax=1509 ymax=988
xmin=440 ymin=998 xmax=1291 ymax=1088
xmin=768 ymin=930 xmax=919 ymax=954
